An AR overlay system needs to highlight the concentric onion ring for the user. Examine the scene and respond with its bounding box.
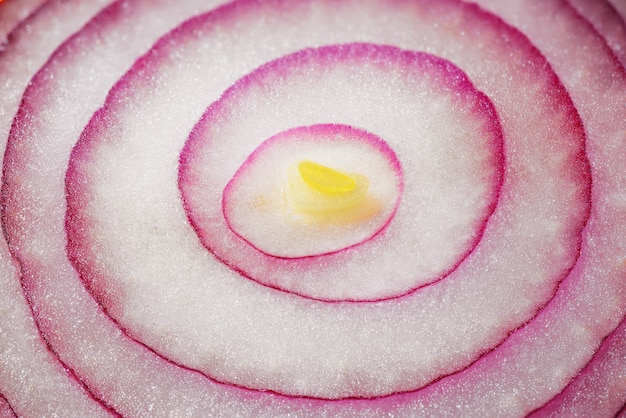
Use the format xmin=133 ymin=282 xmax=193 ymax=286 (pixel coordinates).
xmin=0 ymin=0 xmax=624 ymax=416
xmin=175 ymin=43 xmax=503 ymax=300
xmin=218 ymin=123 xmax=405 ymax=261
xmin=53 ymin=0 xmax=584 ymax=398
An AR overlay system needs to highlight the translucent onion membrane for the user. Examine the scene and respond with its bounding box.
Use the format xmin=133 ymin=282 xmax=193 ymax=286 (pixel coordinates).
xmin=0 ymin=0 xmax=623 ymax=416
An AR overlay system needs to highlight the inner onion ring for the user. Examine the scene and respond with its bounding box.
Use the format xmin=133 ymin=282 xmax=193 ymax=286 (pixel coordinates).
xmin=178 ymin=43 xmax=503 ymax=301
xmin=220 ymin=124 xmax=403 ymax=259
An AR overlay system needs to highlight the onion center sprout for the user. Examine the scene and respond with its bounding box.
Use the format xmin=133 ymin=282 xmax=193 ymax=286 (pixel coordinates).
xmin=287 ymin=160 xmax=373 ymax=221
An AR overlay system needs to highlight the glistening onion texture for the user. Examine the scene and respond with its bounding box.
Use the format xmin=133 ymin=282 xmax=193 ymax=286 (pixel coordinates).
xmin=0 ymin=0 xmax=624 ymax=416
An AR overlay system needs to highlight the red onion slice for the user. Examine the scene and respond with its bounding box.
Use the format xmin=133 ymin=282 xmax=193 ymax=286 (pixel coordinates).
xmin=18 ymin=0 xmax=587 ymax=402
xmin=0 ymin=0 xmax=623 ymax=415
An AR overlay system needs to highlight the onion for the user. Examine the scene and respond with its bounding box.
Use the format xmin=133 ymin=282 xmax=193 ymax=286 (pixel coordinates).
xmin=0 ymin=0 xmax=46 ymax=42
xmin=0 ymin=0 xmax=624 ymax=416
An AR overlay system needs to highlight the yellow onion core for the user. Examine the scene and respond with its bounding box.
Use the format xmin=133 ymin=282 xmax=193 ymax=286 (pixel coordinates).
xmin=287 ymin=160 xmax=377 ymax=222
xmin=298 ymin=160 xmax=357 ymax=194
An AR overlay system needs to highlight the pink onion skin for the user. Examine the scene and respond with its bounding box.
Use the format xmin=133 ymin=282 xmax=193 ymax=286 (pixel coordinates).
xmin=0 ymin=0 xmax=623 ymax=416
